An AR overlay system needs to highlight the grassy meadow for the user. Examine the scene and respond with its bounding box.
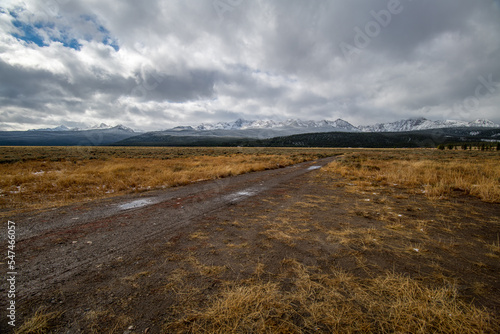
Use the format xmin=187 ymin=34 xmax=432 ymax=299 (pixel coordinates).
xmin=0 ymin=146 xmax=341 ymax=215
xmin=324 ymin=149 xmax=500 ymax=203
xmin=156 ymin=149 xmax=499 ymax=333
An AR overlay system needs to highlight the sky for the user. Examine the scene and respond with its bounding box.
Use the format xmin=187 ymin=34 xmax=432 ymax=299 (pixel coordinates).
xmin=0 ymin=0 xmax=499 ymax=131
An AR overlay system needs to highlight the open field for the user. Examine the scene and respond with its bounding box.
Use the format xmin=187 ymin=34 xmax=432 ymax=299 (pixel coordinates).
xmin=0 ymin=146 xmax=340 ymax=216
xmin=3 ymin=148 xmax=500 ymax=333
xmin=325 ymin=149 xmax=500 ymax=203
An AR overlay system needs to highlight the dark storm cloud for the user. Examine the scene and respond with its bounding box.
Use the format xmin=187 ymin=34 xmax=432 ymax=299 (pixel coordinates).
xmin=0 ymin=58 xmax=66 ymax=112
xmin=131 ymin=68 xmax=216 ymax=102
xmin=0 ymin=57 xmax=134 ymax=112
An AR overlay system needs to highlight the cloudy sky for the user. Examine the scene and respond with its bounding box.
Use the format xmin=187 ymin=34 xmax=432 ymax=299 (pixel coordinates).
xmin=0 ymin=0 xmax=499 ymax=131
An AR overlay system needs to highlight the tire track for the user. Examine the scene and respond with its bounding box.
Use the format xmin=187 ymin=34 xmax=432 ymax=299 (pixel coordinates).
xmin=12 ymin=156 xmax=339 ymax=300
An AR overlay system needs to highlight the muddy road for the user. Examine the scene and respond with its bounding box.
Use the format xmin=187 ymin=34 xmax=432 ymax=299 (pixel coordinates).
xmin=1 ymin=157 xmax=337 ymax=317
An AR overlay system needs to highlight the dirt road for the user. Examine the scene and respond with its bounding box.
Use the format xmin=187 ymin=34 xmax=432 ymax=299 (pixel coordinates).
xmin=1 ymin=156 xmax=337 ymax=331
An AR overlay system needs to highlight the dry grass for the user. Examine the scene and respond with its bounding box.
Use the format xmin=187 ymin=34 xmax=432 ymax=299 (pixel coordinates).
xmin=122 ymin=271 xmax=151 ymax=282
xmin=487 ymin=233 xmax=500 ymax=253
xmin=0 ymin=146 xmax=340 ymax=214
xmin=14 ymin=307 xmax=62 ymax=334
xmin=189 ymin=231 xmax=210 ymax=240
xmin=323 ymin=149 xmax=500 ymax=202
xmin=161 ymin=149 xmax=499 ymax=333
xmin=84 ymin=308 xmax=132 ymax=334
xmin=260 ymin=217 xmax=311 ymax=247
xmin=165 ymin=260 xmax=493 ymax=333
xmin=326 ymin=227 xmax=381 ymax=251
xmin=185 ymin=254 xmax=228 ymax=278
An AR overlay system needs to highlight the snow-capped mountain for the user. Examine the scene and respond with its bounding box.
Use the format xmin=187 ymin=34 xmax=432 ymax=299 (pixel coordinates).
xmin=187 ymin=117 xmax=499 ymax=134
xmin=29 ymin=124 xmax=135 ymax=132
xmin=358 ymin=118 xmax=499 ymax=132
xmin=5 ymin=124 xmax=137 ymax=146
xmin=193 ymin=118 xmax=359 ymax=132
xmin=467 ymin=119 xmax=500 ymax=128
xmin=27 ymin=118 xmax=499 ymax=135
xmin=87 ymin=123 xmax=116 ymax=130
xmin=108 ymin=125 xmax=136 ymax=133
xmin=28 ymin=125 xmax=73 ymax=131
xmin=12 ymin=117 xmax=500 ymax=146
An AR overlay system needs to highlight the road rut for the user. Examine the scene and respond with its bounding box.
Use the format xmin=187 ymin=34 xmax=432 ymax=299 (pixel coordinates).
xmin=4 ymin=156 xmax=338 ymax=302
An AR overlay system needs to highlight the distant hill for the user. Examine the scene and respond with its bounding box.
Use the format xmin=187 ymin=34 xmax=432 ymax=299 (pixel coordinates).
xmin=0 ymin=126 xmax=137 ymax=146
xmin=27 ymin=124 xmax=135 ymax=132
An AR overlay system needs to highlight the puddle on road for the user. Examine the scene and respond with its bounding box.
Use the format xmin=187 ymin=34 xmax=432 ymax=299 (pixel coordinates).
xmin=118 ymin=198 xmax=154 ymax=210
xmin=307 ymin=166 xmax=322 ymax=170
xmin=225 ymin=189 xmax=258 ymax=202
xmin=235 ymin=191 xmax=253 ymax=196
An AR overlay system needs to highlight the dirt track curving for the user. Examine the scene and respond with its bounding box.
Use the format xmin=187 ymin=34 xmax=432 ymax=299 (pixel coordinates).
xmin=1 ymin=157 xmax=338 ymax=331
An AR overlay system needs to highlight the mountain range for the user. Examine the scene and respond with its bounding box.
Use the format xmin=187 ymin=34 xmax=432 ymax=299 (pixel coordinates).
xmin=25 ymin=117 xmax=500 ymax=134
xmin=158 ymin=117 xmax=500 ymax=139
xmin=28 ymin=124 xmax=135 ymax=132
xmin=0 ymin=125 xmax=137 ymax=146
xmin=112 ymin=117 xmax=500 ymax=147
xmin=358 ymin=118 xmax=499 ymax=132
xmin=167 ymin=117 xmax=500 ymax=133
xmin=183 ymin=118 xmax=359 ymax=132
xmin=1 ymin=117 xmax=499 ymax=146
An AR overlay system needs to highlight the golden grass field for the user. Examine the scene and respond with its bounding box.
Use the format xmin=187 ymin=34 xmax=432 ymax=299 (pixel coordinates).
xmin=324 ymin=149 xmax=500 ymax=203
xmin=6 ymin=147 xmax=500 ymax=333
xmin=0 ymin=146 xmax=340 ymax=215
xmin=164 ymin=263 xmax=491 ymax=333
xmin=157 ymin=149 xmax=499 ymax=333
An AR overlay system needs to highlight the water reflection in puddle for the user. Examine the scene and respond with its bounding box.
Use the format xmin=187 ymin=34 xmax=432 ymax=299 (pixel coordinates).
xmin=118 ymin=199 xmax=153 ymax=210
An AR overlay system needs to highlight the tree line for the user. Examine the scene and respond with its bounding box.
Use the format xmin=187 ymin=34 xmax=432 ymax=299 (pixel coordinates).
xmin=437 ymin=142 xmax=500 ymax=151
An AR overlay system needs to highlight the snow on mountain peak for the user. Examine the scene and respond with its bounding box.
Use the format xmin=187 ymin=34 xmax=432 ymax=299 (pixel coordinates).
xmin=358 ymin=118 xmax=499 ymax=132
xmin=28 ymin=125 xmax=72 ymax=131
xmin=188 ymin=117 xmax=500 ymax=133
xmin=192 ymin=119 xmax=359 ymax=131
xmin=28 ymin=123 xmax=135 ymax=132
xmin=89 ymin=123 xmax=111 ymax=129
xmin=28 ymin=118 xmax=499 ymax=134
xmin=111 ymin=124 xmax=135 ymax=132
xmin=469 ymin=119 xmax=499 ymax=127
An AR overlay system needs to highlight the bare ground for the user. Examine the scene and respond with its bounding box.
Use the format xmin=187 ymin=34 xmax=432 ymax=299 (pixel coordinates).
xmin=1 ymin=155 xmax=499 ymax=333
